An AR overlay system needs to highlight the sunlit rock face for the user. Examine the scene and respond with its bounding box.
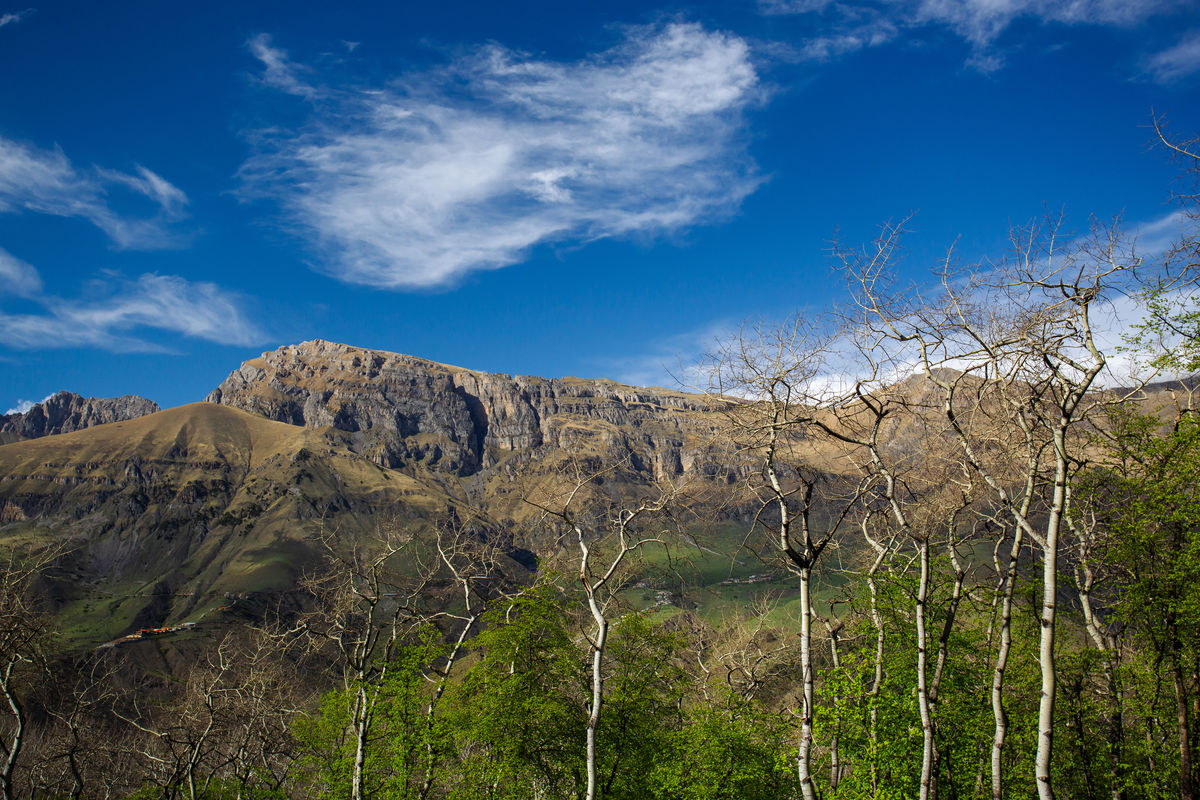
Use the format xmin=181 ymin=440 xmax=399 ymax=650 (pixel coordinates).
xmin=207 ymin=339 xmax=716 ymax=478
xmin=0 ymin=391 xmax=159 ymax=442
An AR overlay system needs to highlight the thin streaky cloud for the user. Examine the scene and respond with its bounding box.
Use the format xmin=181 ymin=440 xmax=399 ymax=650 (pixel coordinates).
xmin=770 ymin=0 xmax=1181 ymax=72
xmin=247 ymin=33 xmax=319 ymax=100
xmin=0 ymin=137 xmax=188 ymax=249
xmin=0 ymin=8 xmax=32 ymax=29
xmin=912 ymin=0 xmax=1173 ymax=46
xmin=0 ymin=271 xmax=265 ymax=351
xmin=1143 ymin=30 xmax=1200 ymax=82
xmin=631 ymin=209 xmax=1197 ymax=399
xmin=0 ymin=247 xmax=42 ymax=297
xmin=95 ymin=165 xmax=189 ymax=217
xmin=242 ymin=22 xmax=765 ymax=289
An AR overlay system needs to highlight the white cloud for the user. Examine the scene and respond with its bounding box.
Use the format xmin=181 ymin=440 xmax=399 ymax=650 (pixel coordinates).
xmin=95 ymin=165 xmax=189 ymax=217
xmin=0 ymin=247 xmax=42 ymax=297
xmin=0 ymin=136 xmax=187 ymax=249
xmin=0 ymin=270 xmax=264 ymax=351
xmin=4 ymin=392 xmax=54 ymax=416
xmin=1133 ymin=209 xmax=1192 ymax=257
xmin=605 ymin=320 xmax=736 ymax=390
xmin=242 ymin=23 xmax=765 ymax=289
xmin=248 ymin=33 xmax=319 ymax=100
xmin=760 ymin=0 xmax=838 ymax=15
xmin=772 ymin=0 xmax=1180 ymax=71
xmin=631 ymin=210 xmax=1197 ymax=401
xmin=912 ymin=0 xmax=1169 ymax=46
xmin=794 ymin=17 xmax=900 ymax=61
xmin=0 ymin=8 xmax=32 ymax=29
xmin=1143 ymin=30 xmax=1200 ymax=82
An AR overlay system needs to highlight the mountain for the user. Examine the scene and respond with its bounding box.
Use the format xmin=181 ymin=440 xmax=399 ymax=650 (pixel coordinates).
xmin=0 ymin=391 xmax=159 ymax=444
xmin=0 ymin=342 xmax=751 ymax=645
xmin=0 ymin=401 xmax=475 ymax=643
xmin=207 ymin=339 xmax=724 ymax=484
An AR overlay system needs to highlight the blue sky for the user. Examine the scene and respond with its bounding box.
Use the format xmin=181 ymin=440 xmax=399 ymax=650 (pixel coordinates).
xmin=1 ymin=0 xmax=1199 ymax=411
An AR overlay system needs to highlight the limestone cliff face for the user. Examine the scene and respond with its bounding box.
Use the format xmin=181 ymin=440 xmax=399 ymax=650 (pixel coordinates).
xmin=207 ymin=340 xmax=718 ymax=478
xmin=0 ymin=391 xmax=159 ymax=442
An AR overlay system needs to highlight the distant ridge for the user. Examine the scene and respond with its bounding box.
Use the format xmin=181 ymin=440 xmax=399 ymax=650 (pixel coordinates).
xmin=0 ymin=391 xmax=159 ymax=444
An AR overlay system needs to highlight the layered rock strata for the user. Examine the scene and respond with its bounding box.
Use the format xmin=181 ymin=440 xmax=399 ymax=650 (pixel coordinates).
xmin=207 ymin=340 xmax=718 ymax=478
xmin=1 ymin=391 xmax=159 ymax=442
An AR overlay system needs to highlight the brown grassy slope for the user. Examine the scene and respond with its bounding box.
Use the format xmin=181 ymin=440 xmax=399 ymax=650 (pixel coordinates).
xmin=0 ymin=402 xmax=457 ymax=644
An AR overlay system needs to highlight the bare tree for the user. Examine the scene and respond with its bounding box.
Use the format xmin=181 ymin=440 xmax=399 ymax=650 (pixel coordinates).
xmin=527 ymin=460 xmax=684 ymax=800
xmin=843 ymin=213 xmax=1142 ymax=799
xmin=31 ymin=655 xmax=124 ymax=800
xmin=113 ymin=631 xmax=305 ymax=800
xmin=0 ymin=545 xmax=60 ymax=800
xmin=415 ymin=514 xmax=512 ymax=800
xmin=707 ymin=317 xmax=870 ymax=800
xmin=288 ymin=523 xmax=436 ymax=800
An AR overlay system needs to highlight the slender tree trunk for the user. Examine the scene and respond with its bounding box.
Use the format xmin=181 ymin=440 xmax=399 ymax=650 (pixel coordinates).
xmin=1174 ymin=652 xmax=1195 ymax=800
xmin=351 ymin=684 xmax=370 ymax=800
xmin=869 ymin=583 xmax=885 ymax=795
xmin=865 ymin=527 xmax=887 ymax=796
xmin=585 ymin=591 xmax=609 ymax=800
xmin=930 ymin=536 xmax=965 ymax=795
xmin=1035 ymin=427 xmax=1068 ymax=800
xmin=797 ymin=567 xmax=818 ymax=800
xmin=418 ymin=615 xmax=478 ymax=800
xmin=992 ymin=524 xmax=1023 ymax=800
xmin=1076 ymin=564 xmax=1124 ymax=800
xmin=825 ymin=617 xmax=843 ymax=791
xmin=0 ymin=662 xmax=25 ymax=800
xmin=916 ymin=538 xmax=937 ymax=800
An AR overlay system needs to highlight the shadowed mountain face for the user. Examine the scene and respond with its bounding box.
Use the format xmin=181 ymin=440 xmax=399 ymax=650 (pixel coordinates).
xmin=0 ymin=391 xmax=159 ymax=444
xmin=207 ymin=339 xmax=720 ymax=480
xmin=0 ymin=402 xmax=466 ymax=643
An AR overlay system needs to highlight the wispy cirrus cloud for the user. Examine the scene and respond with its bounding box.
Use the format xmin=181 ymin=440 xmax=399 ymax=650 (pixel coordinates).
xmin=0 ymin=247 xmax=42 ymax=297
xmin=766 ymin=0 xmax=1183 ymax=73
xmin=0 ymin=136 xmax=188 ymax=249
xmin=0 ymin=8 xmax=32 ymax=29
xmin=621 ymin=209 xmax=1198 ymax=398
xmin=912 ymin=0 xmax=1172 ymax=45
xmin=604 ymin=320 xmax=736 ymax=390
xmin=241 ymin=23 xmax=765 ymax=289
xmin=247 ymin=33 xmax=320 ymax=100
xmin=0 ymin=259 xmax=264 ymax=351
xmin=1143 ymin=30 xmax=1200 ymax=82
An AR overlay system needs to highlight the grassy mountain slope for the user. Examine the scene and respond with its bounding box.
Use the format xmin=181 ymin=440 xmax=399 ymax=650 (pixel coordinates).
xmin=0 ymin=402 xmax=457 ymax=644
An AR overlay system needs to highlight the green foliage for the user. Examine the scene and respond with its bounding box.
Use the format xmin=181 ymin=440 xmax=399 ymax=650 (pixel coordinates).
xmin=644 ymin=697 xmax=798 ymax=800
xmin=441 ymin=584 xmax=587 ymax=798
xmin=429 ymin=582 xmax=800 ymax=800
xmin=1070 ymin=408 xmax=1200 ymax=798
xmin=293 ymin=626 xmax=447 ymax=799
xmin=1096 ymin=411 xmax=1200 ymax=646
xmin=1124 ymin=284 xmax=1200 ymax=374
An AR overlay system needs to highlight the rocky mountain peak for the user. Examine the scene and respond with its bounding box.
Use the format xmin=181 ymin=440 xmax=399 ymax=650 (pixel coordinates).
xmin=0 ymin=391 xmax=160 ymax=443
xmin=207 ymin=340 xmax=716 ymax=477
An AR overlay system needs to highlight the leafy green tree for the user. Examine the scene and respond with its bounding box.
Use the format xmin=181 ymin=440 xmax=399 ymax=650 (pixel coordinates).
xmin=1082 ymin=409 xmax=1200 ymax=799
xmin=443 ymin=585 xmax=586 ymax=799
xmin=293 ymin=628 xmax=446 ymax=800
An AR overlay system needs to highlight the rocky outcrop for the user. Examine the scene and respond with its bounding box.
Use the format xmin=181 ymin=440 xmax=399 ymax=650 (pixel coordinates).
xmin=1 ymin=391 xmax=159 ymax=442
xmin=207 ymin=340 xmax=718 ymax=477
